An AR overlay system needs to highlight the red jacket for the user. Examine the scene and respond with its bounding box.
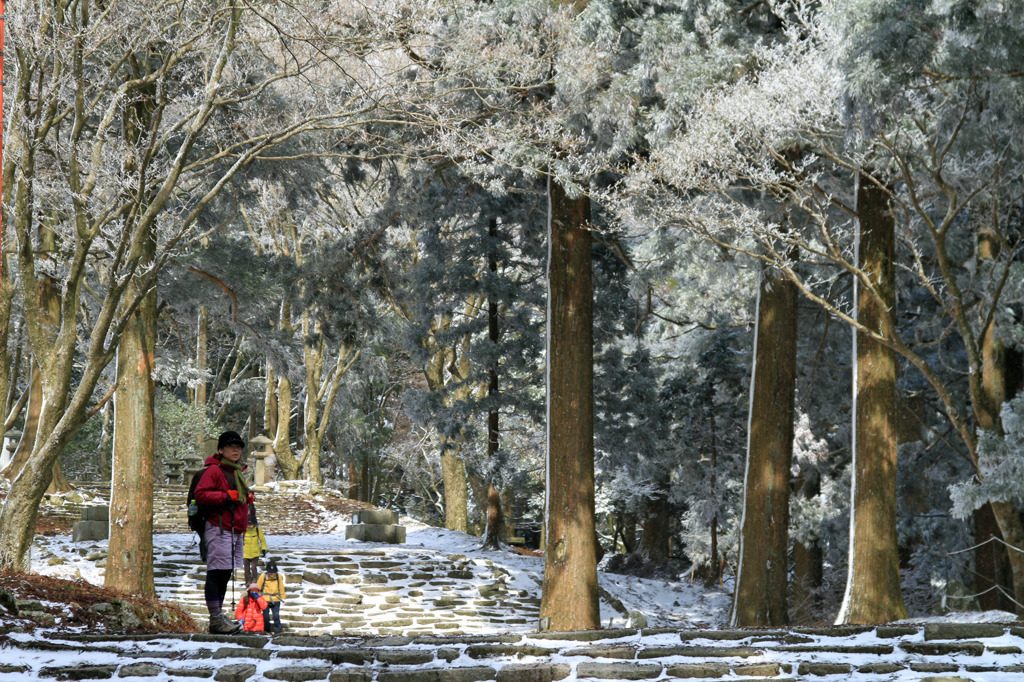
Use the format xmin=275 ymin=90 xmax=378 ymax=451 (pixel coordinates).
xmin=194 ymin=455 xmax=252 ymax=534
xmin=235 ymin=592 xmax=269 ymax=632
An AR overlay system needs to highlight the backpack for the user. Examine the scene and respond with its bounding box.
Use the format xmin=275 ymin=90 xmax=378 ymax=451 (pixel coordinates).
xmin=187 ymin=464 xmax=216 ymax=560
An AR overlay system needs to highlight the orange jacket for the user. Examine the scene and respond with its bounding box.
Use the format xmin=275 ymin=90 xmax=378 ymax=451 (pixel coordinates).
xmin=234 ymin=592 xmax=269 ymax=631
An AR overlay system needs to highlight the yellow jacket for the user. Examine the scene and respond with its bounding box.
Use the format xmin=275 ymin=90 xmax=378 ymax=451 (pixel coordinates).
xmin=257 ymin=572 xmax=286 ymax=603
xmin=243 ymin=526 xmax=267 ymax=560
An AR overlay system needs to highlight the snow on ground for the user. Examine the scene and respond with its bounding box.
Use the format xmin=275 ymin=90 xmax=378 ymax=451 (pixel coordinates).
xmin=29 ymin=516 xmax=733 ymax=631
xmin=10 ymin=506 xmax=1024 ymax=681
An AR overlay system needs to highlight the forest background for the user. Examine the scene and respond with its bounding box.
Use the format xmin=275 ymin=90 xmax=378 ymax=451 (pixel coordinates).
xmin=1 ymin=0 xmax=1023 ymax=631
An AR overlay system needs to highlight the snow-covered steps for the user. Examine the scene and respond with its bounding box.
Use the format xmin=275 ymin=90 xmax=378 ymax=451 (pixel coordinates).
xmin=3 ymin=624 xmax=1024 ymax=681
xmin=58 ymin=537 xmax=547 ymax=636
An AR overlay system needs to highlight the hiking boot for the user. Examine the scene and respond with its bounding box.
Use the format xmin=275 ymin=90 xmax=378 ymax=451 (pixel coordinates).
xmin=209 ymin=612 xmax=242 ymax=635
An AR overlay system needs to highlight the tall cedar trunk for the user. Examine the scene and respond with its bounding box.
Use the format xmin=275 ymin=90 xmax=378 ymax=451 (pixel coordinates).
xmin=973 ymin=230 xmax=1012 ymax=611
xmin=731 ymin=264 xmax=798 ymax=626
xmin=0 ymin=250 xmax=12 ymax=426
xmin=348 ymin=460 xmax=359 ymax=500
xmin=640 ymin=475 xmax=671 ymax=562
xmin=303 ymin=312 xmax=324 ymax=485
xmin=424 ymin=339 xmax=469 ymax=533
xmin=2 ymin=364 xmax=71 ymax=494
xmin=106 ymin=275 xmax=156 ymax=596
xmin=195 ymin=306 xmax=208 ymax=408
xmin=838 ymin=173 xmax=907 ymax=624
xmin=482 ymin=220 xmax=504 ymax=550
xmin=792 ymin=471 xmax=823 ymax=623
xmin=265 ymin=363 xmax=278 ymax=437
xmin=540 ymin=178 xmax=599 ymax=631
xmin=974 ymin=503 xmax=1011 ymax=611
xmin=620 ymin=513 xmax=637 ymax=554
xmin=707 ymin=407 xmax=721 ymax=587
xmin=274 ymin=374 xmax=298 ymax=479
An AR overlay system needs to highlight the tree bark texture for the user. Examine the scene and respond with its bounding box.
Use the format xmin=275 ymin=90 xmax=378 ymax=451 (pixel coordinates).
xmin=792 ymin=471 xmax=823 ymax=623
xmin=482 ymin=235 xmax=504 ymax=550
xmin=731 ymin=264 xmax=798 ymax=626
xmin=195 ymin=306 xmax=208 ymax=408
xmin=274 ymin=374 xmax=298 ymax=479
xmin=265 ymin=363 xmax=278 ymax=438
xmin=540 ymin=178 xmax=599 ymax=631
xmin=838 ymin=173 xmax=908 ymax=625
xmin=640 ymin=475 xmax=671 ymax=562
xmin=106 ymin=275 xmax=157 ymax=597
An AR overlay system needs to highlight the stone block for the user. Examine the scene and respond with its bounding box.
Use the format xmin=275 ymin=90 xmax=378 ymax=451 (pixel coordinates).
xmin=39 ymin=665 xmax=118 ymax=680
xmin=495 ymin=663 xmax=571 ymax=682
xmin=118 ymin=662 xmax=161 ymax=677
xmin=346 ymin=524 xmax=406 ymax=544
xmin=563 ymin=644 xmax=637 ymax=659
xmin=924 ymin=623 xmax=1005 ymax=640
xmin=465 ymin=645 xmax=552 ymax=659
xmin=302 ymin=571 xmax=335 ymax=586
xmin=276 ymin=649 xmax=372 ymax=665
xmin=376 ymin=650 xmax=435 ymax=665
xmin=262 ymin=666 xmax=333 ymax=681
xmin=353 ymin=509 xmax=400 ymax=525
xmin=901 ymin=641 xmax=985 ymax=656
xmin=82 ymin=506 xmax=109 ymax=522
xmin=637 ymin=646 xmax=759 ymax=659
xmin=531 ymin=629 xmax=635 ymax=642
xmin=376 ymin=668 xmax=496 ymax=682
xmin=575 ymin=662 xmax=661 ymax=680
xmin=876 ymin=626 xmax=918 ymax=638
xmin=732 ymin=663 xmax=784 ymax=677
xmin=797 ymin=663 xmax=852 ymax=676
xmin=663 ymin=663 xmax=728 ymax=678
xmin=72 ymin=520 xmax=109 ymax=542
xmin=858 ymin=663 xmax=905 ymax=674
xmin=213 ymin=664 xmax=257 ymax=682
xmin=211 ymin=647 xmax=271 ymax=660
xmin=328 ymin=672 xmax=372 ymax=682
xmin=164 ymin=668 xmax=215 ymax=678
xmin=910 ymin=663 xmax=959 ymax=673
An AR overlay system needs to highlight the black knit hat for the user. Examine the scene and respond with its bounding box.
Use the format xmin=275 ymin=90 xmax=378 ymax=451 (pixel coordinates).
xmin=217 ymin=430 xmax=246 ymax=450
xmin=266 ymin=560 xmax=278 ymax=573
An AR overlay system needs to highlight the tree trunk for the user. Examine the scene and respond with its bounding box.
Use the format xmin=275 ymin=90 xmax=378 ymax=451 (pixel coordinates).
xmin=731 ymin=263 xmax=798 ymax=626
xmin=302 ymin=312 xmax=324 ymax=485
xmin=540 ymin=178 xmax=599 ymax=631
xmin=837 ymin=173 xmax=907 ymax=624
xmin=0 ymin=249 xmax=13 ymax=426
xmin=274 ymin=374 xmax=298 ymax=479
xmin=440 ymin=441 xmax=469 ymax=533
xmin=973 ymin=230 xmax=1013 ymax=611
xmin=265 ymin=363 xmax=278 ymax=437
xmin=106 ymin=269 xmax=156 ymax=597
xmin=482 ymin=228 xmax=504 ymax=551
xmin=640 ymin=475 xmax=670 ymax=562
xmin=195 ymin=305 xmax=208 ymax=408
xmin=792 ymin=471 xmax=823 ymax=623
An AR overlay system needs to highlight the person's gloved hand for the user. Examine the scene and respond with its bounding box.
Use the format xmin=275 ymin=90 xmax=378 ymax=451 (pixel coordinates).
xmin=261 ymin=550 xmax=267 ymax=557
xmin=227 ymin=490 xmax=239 ymax=502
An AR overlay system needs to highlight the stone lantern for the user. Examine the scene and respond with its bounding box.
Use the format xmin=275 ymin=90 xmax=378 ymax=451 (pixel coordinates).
xmin=249 ymin=434 xmax=274 ymax=490
xmin=1 ymin=429 xmax=21 ymax=471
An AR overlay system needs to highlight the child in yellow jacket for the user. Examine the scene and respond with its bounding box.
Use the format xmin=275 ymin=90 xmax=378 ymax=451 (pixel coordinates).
xmin=243 ymin=503 xmax=267 ymax=585
xmin=257 ymin=559 xmax=286 ymax=634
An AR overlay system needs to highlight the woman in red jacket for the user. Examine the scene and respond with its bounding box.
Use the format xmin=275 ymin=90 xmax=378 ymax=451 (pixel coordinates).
xmin=235 ymin=584 xmax=269 ymax=632
xmin=195 ymin=431 xmax=255 ymax=634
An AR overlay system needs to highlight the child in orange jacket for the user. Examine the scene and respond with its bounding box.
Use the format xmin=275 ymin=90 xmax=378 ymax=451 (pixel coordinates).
xmin=234 ymin=583 xmax=269 ymax=632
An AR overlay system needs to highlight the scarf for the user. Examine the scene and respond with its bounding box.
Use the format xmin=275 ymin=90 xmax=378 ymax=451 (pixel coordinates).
xmin=220 ymin=457 xmax=251 ymax=502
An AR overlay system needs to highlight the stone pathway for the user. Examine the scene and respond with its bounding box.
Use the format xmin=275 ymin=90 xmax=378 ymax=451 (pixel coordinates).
xmin=60 ymin=539 xmax=545 ymax=636
xmin=2 ymin=623 xmax=1023 ymax=681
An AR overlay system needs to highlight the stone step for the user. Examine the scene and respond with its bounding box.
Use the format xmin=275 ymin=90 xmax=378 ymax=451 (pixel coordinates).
xmin=7 ymin=626 xmax=1024 ymax=682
